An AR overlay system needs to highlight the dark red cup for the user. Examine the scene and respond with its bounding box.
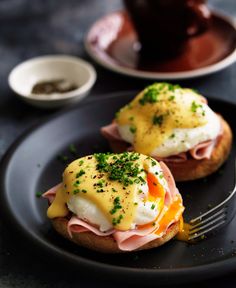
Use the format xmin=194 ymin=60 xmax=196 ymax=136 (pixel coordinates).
xmin=123 ymin=0 xmax=211 ymax=59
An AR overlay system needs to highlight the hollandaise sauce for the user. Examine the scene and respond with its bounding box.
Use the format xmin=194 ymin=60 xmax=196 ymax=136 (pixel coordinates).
xmin=176 ymin=217 xmax=191 ymax=242
xmin=116 ymin=83 xmax=207 ymax=155
xmin=47 ymin=152 xmax=173 ymax=231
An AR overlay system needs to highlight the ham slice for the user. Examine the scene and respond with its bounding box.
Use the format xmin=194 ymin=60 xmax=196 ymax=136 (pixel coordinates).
xmin=101 ymin=122 xmax=129 ymax=153
xmin=101 ymin=122 xmax=122 ymax=141
xmin=154 ymin=153 xmax=187 ymax=163
xmin=160 ymin=162 xmax=178 ymax=205
xmin=189 ymin=139 xmax=216 ymax=160
xmin=42 ymin=183 xmax=61 ymax=203
xmin=101 ymin=122 xmax=218 ymax=161
xmin=114 ymin=231 xmax=161 ymax=251
xmin=113 ymin=209 xmax=183 ymax=251
xmin=67 ymin=216 xmax=114 ymax=237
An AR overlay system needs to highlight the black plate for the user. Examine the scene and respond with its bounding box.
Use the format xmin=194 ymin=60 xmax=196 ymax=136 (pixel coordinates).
xmin=0 ymin=92 xmax=236 ymax=285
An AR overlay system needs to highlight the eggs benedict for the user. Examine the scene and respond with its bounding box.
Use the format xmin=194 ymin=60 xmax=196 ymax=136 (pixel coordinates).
xmin=101 ymin=83 xmax=232 ymax=181
xmin=43 ymin=152 xmax=184 ymax=253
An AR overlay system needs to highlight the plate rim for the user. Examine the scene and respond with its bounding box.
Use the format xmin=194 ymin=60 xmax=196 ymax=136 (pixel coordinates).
xmin=0 ymin=91 xmax=236 ymax=283
xmin=84 ymin=10 xmax=236 ymax=80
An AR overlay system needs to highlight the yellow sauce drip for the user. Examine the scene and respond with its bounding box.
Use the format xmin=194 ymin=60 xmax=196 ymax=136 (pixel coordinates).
xmin=137 ymin=195 xmax=184 ymax=233
xmin=46 ymin=153 xmax=168 ymax=231
xmin=116 ymin=83 xmax=207 ymax=155
xmin=47 ymin=184 xmax=68 ymax=218
xmin=155 ymin=196 xmax=184 ymax=235
xmin=176 ymin=217 xmax=191 ymax=242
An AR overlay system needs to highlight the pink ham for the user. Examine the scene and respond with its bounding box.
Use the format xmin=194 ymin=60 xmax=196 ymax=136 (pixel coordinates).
xmin=112 ymin=205 xmax=169 ymax=250
xmin=189 ymin=139 xmax=216 ymax=160
xmin=114 ymin=231 xmax=161 ymax=251
xmin=101 ymin=122 xmax=218 ymax=161
xmin=113 ymin=208 xmax=183 ymax=251
xmin=101 ymin=122 xmax=122 ymax=141
xmin=101 ymin=122 xmax=130 ymax=153
xmin=154 ymin=153 xmax=187 ymax=163
xmin=160 ymin=162 xmax=178 ymax=205
xmin=42 ymin=183 xmax=61 ymax=203
xmin=67 ymin=216 xmax=114 ymax=237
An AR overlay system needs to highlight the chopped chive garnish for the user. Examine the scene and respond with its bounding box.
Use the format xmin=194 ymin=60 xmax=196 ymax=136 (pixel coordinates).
xmin=69 ymin=144 xmax=77 ymax=155
xmin=94 ymin=152 xmax=145 ymax=187
xmin=76 ymin=170 xmax=85 ymax=178
xmin=57 ymin=154 xmax=69 ymax=163
xmin=36 ymin=192 xmax=42 ymax=198
xmin=191 ymin=101 xmax=205 ymax=116
xmin=139 ymin=83 xmax=180 ymax=105
xmin=153 ymin=115 xmax=164 ymax=126
xmin=73 ymin=189 xmax=80 ymax=194
xmin=129 ymin=126 xmax=137 ymax=134
xmin=112 ymin=214 xmax=123 ymax=226
xmin=97 ymin=179 xmax=105 ymax=187
xmin=151 ymin=160 xmax=156 ymax=166
xmin=73 ymin=182 xmax=79 ymax=187
xmin=168 ymin=95 xmax=175 ymax=101
xmin=110 ymin=197 xmax=122 ymax=215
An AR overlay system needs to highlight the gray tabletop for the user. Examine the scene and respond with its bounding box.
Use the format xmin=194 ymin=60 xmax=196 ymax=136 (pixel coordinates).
xmin=0 ymin=0 xmax=236 ymax=287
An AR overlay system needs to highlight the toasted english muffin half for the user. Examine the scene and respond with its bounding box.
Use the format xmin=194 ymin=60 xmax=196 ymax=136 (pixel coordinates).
xmin=51 ymin=217 xmax=180 ymax=253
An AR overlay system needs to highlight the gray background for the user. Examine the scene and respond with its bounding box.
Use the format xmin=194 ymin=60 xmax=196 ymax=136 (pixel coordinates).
xmin=0 ymin=0 xmax=236 ymax=287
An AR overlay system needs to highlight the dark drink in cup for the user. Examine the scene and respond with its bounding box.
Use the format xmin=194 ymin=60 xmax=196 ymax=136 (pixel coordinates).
xmin=123 ymin=0 xmax=211 ymax=59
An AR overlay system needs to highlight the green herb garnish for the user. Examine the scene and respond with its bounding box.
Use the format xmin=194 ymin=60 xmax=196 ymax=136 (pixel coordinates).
xmin=151 ymin=160 xmax=157 ymax=166
xmin=112 ymin=214 xmax=124 ymax=226
xmin=69 ymin=144 xmax=77 ymax=155
xmin=129 ymin=126 xmax=137 ymax=134
xmin=76 ymin=170 xmax=85 ymax=178
xmin=94 ymin=152 xmax=144 ymax=187
xmin=97 ymin=179 xmax=105 ymax=188
xmin=57 ymin=154 xmax=69 ymax=163
xmin=36 ymin=192 xmax=43 ymax=198
xmin=153 ymin=115 xmax=164 ymax=126
xmin=110 ymin=197 xmax=122 ymax=215
xmin=139 ymin=85 xmax=160 ymax=105
xmin=168 ymin=95 xmax=175 ymax=101
xmin=191 ymin=101 xmax=205 ymax=116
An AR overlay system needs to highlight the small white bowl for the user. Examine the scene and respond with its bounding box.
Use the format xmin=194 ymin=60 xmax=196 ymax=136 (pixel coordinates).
xmin=8 ymin=55 xmax=97 ymax=109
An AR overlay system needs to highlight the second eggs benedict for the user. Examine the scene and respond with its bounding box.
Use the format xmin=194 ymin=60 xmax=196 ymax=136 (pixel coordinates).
xmin=101 ymin=83 xmax=232 ymax=181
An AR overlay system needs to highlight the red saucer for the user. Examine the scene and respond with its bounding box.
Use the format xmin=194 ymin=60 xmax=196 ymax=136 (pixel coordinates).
xmin=85 ymin=11 xmax=236 ymax=79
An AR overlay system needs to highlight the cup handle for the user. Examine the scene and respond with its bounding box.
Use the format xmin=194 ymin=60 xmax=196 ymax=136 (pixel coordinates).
xmin=186 ymin=3 xmax=211 ymax=37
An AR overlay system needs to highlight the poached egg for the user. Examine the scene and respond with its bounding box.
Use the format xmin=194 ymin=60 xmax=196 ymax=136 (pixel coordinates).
xmin=115 ymin=83 xmax=221 ymax=158
xmin=46 ymin=152 xmax=183 ymax=233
